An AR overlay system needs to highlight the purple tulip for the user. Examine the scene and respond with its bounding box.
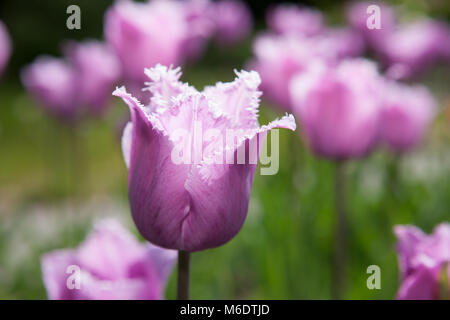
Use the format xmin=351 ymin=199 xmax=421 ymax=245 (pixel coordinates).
xmin=65 ymin=41 xmax=120 ymax=115
xmin=394 ymin=223 xmax=450 ymax=300
xmin=114 ymin=65 xmax=296 ymax=252
xmin=210 ymin=0 xmax=253 ymax=46
xmin=267 ymin=4 xmax=324 ymax=37
xmin=21 ymin=56 xmax=79 ymax=122
xmin=379 ymin=20 xmax=450 ymax=79
xmin=41 ymin=219 xmax=176 ymax=300
xmin=379 ymin=81 xmax=435 ymax=152
xmin=290 ymin=59 xmax=382 ymax=160
xmin=104 ymin=0 xmax=187 ymax=83
xmin=0 ymin=20 xmax=11 ymax=77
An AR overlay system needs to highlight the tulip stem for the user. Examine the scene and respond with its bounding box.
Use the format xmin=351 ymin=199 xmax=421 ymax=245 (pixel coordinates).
xmin=332 ymin=160 xmax=347 ymax=299
xmin=177 ymin=250 xmax=190 ymax=300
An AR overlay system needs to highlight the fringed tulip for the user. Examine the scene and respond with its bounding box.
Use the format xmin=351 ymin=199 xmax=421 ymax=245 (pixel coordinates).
xmin=267 ymin=4 xmax=324 ymax=37
xmin=290 ymin=59 xmax=382 ymax=160
xmin=41 ymin=219 xmax=176 ymax=300
xmin=394 ymin=224 xmax=450 ymax=300
xmin=0 ymin=20 xmax=11 ymax=77
xmin=65 ymin=41 xmax=120 ymax=115
xmin=22 ymin=56 xmax=79 ymax=122
xmin=210 ymin=0 xmax=253 ymax=46
xmin=114 ymin=65 xmax=296 ymax=252
xmin=104 ymin=0 xmax=187 ymax=83
xmin=379 ymin=81 xmax=435 ymax=152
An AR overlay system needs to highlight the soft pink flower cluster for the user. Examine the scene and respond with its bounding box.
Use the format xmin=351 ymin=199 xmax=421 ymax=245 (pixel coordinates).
xmin=23 ymin=0 xmax=253 ymax=123
xmin=291 ymin=59 xmax=436 ymax=159
xmin=395 ymin=223 xmax=450 ymax=300
xmin=347 ymin=1 xmax=450 ymax=79
xmin=22 ymin=41 xmax=120 ymax=122
xmin=105 ymin=0 xmax=252 ymax=84
xmin=250 ymin=4 xmax=437 ymax=159
xmin=250 ymin=5 xmax=364 ymax=112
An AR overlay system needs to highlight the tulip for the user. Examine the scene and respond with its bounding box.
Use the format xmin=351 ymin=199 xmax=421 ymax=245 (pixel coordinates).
xmin=210 ymin=0 xmax=253 ymax=46
xmin=114 ymin=64 xmax=296 ymax=298
xmin=379 ymin=81 xmax=435 ymax=152
xmin=22 ymin=56 xmax=79 ymax=122
xmin=267 ymin=4 xmax=324 ymax=37
xmin=290 ymin=59 xmax=383 ymax=298
xmin=290 ymin=59 xmax=382 ymax=160
xmin=0 ymin=20 xmax=11 ymax=77
xmin=41 ymin=219 xmax=176 ymax=300
xmin=394 ymin=223 xmax=450 ymax=300
xmin=65 ymin=41 xmax=121 ymax=115
xmin=104 ymin=0 xmax=187 ymax=83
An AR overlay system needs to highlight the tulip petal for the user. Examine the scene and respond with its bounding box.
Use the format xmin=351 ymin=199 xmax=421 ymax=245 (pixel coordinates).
xmin=114 ymin=87 xmax=193 ymax=250
xmin=394 ymin=225 xmax=427 ymax=279
xmin=397 ymin=265 xmax=440 ymax=300
xmin=182 ymin=114 xmax=296 ymax=251
xmin=41 ymin=250 xmax=77 ymax=300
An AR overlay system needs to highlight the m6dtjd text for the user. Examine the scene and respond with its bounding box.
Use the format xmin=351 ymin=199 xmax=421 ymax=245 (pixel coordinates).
xmin=225 ymin=305 xmax=269 ymax=316
xmin=180 ymin=304 xmax=269 ymax=317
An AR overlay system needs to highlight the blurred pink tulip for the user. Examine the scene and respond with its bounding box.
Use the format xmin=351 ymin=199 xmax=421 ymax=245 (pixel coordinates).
xmin=114 ymin=65 xmax=296 ymax=252
xmin=313 ymin=28 xmax=365 ymax=60
xmin=22 ymin=41 xmax=120 ymax=121
xmin=104 ymin=0 xmax=187 ymax=83
xmin=394 ymin=223 xmax=450 ymax=300
xmin=181 ymin=0 xmax=216 ymax=62
xmin=380 ymin=20 xmax=450 ymax=79
xmin=249 ymin=34 xmax=331 ymax=112
xmin=22 ymin=56 xmax=79 ymax=122
xmin=210 ymin=0 xmax=253 ymax=46
xmin=41 ymin=219 xmax=176 ymax=300
xmin=290 ymin=59 xmax=382 ymax=160
xmin=65 ymin=41 xmax=121 ymax=115
xmin=0 ymin=20 xmax=11 ymax=77
xmin=379 ymin=81 xmax=435 ymax=152
xmin=267 ymin=4 xmax=324 ymax=37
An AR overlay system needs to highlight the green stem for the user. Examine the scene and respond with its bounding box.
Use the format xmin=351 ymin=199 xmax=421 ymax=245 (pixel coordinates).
xmin=332 ymin=160 xmax=347 ymax=299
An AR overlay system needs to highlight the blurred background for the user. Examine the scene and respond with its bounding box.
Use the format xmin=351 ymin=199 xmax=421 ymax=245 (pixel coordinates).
xmin=0 ymin=0 xmax=449 ymax=299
